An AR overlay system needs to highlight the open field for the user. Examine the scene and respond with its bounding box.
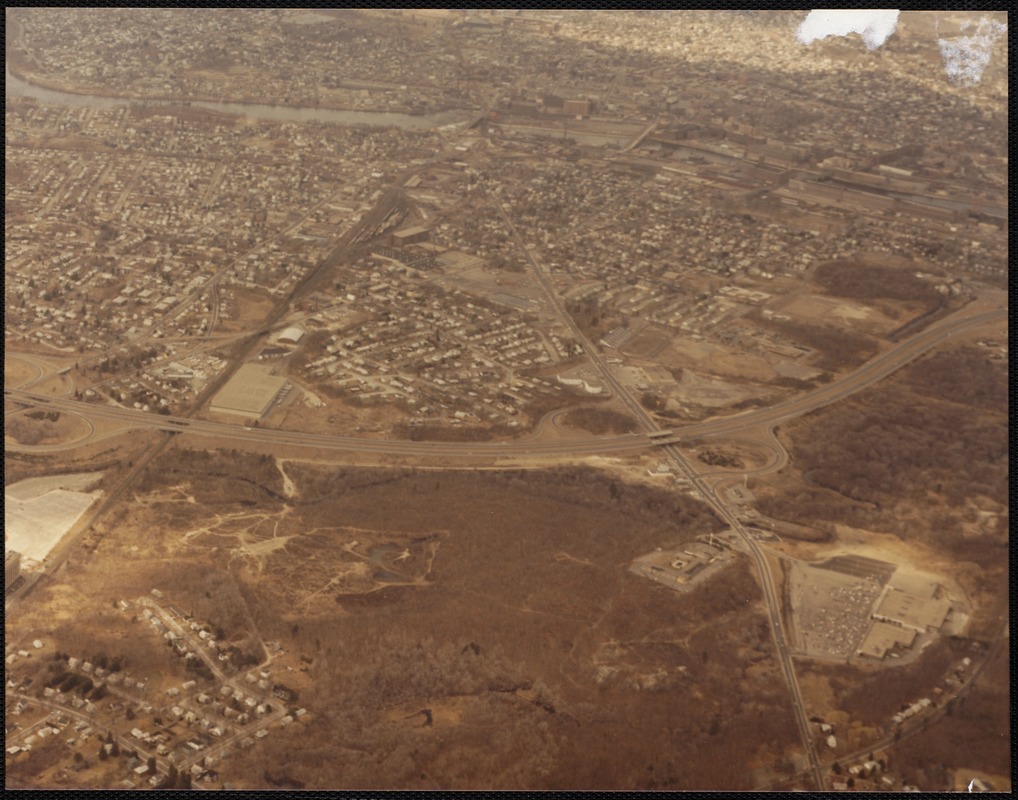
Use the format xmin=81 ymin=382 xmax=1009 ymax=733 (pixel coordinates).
xmin=620 ymin=326 xmax=671 ymax=359
xmin=3 ymin=7 xmax=1007 ymax=792
xmin=20 ymin=373 xmax=75 ymax=398
xmin=436 ymin=264 xmax=546 ymax=311
xmin=5 ymin=355 xmax=45 ymax=387
xmin=215 ymin=287 xmax=277 ymax=333
xmin=746 ymin=312 xmax=880 ymax=374
xmin=652 ymin=336 xmax=777 ymax=383
xmin=673 ymin=369 xmax=773 ymax=409
xmin=812 ymin=259 xmax=944 ymax=309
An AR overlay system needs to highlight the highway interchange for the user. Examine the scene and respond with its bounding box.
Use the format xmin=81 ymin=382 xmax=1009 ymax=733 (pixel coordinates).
xmin=10 ymin=262 xmax=1007 ymax=795
xmin=5 ymin=200 xmax=1006 ymax=792
xmin=4 ymin=16 xmax=1008 ymax=788
xmin=5 ymin=304 xmax=1004 ymax=460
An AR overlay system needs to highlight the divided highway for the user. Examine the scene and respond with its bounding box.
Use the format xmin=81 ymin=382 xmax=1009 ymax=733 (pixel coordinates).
xmin=5 ymin=306 xmax=1004 ymax=460
xmin=494 ymin=192 xmax=831 ymax=787
xmin=4 ymin=252 xmax=1003 ymax=791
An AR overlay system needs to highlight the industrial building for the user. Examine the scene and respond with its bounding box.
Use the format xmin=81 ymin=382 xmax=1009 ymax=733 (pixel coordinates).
xmin=857 ymin=620 xmax=918 ymax=660
xmin=389 ymin=225 xmax=429 ymax=247
xmin=563 ymin=98 xmax=591 ymax=117
xmin=210 ymin=364 xmax=290 ymax=419
xmin=276 ymin=326 xmax=305 ymax=345
xmin=872 ymin=588 xmax=951 ymax=634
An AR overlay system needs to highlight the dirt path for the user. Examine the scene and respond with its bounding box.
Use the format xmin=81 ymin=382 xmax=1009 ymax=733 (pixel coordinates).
xmin=275 ymin=458 xmax=296 ymax=498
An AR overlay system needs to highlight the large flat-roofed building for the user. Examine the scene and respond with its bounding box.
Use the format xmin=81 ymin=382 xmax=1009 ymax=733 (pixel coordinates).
xmin=858 ymin=620 xmax=917 ymax=659
xmin=873 ymin=588 xmax=951 ymax=633
xmin=887 ymin=571 xmax=938 ymax=599
xmin=390 ymin=225 xmax=429 ymax=247
xmin=210 ymin=364 xmax=289 ymax=419
xmin=563 ymin=98 xmax=590 ymax=117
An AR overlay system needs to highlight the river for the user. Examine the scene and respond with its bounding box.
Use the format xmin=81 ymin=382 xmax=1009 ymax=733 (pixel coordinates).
xmin=5 ymin=63 xmax=474 ymax=130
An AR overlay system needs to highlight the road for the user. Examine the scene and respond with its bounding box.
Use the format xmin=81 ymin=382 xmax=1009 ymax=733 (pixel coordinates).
xmin=6 ymin=692 xmax=176 ymax=781
xmin=5 ymin=281 xmax=1005 ymax=787
xmin=7 ymin=686 xmax=285 ymax=783
xmin=622 ymin=118 xmax=660 ymax=152
xmin=132 ymin=598 xmax=289 ymax=774
xmin=3 ymin=177 xmax=410 ymax=608
xmin=761 ymin=616 xmax=1011 ymax=790
xmin=5 ymin=201 xmax=1004 ymax=792
xmin=5 ymin=306 xmax=1003 ymax=460
xmin=4 ymin=216 xmax=1003 ymax=787
xmin=489 ymin=190 xmax=827 ymax=789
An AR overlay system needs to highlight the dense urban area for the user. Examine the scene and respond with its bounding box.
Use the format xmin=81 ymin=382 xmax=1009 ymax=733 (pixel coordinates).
xmin=5 ymin=9 xmax=1008 ymax=793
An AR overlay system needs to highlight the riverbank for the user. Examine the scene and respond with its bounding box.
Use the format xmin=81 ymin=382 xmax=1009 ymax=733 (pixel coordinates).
xmin=5 ymin=10 xmax=473 ymax=124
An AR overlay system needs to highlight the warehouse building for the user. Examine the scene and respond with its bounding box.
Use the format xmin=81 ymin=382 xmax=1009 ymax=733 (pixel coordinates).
xmin=389 ymin=225 xmax=429 ymax=247
xmin=276 ymin=326 xmax=305 ymax=345
xmin=210 ymin=364 xmax=290 ymax=419
xmin=857 ymin=620 xmax=918 ymax=660
xmin=872 ymin=588 xmax=951 ymax=634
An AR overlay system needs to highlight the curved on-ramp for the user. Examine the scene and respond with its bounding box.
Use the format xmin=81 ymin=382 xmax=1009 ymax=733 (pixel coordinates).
xmin=4 ymin=305 xmax=1002 ymax=460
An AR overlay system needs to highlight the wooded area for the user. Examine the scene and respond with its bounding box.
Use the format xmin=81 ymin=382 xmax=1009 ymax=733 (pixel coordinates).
xmin=757 ymin=345 xmax=1007 ymax=562
xmin=813 ymin=260 xmax=943 ymax=306
xmin=30 ymin=450 xmax=806 ymax=789
xmin=748 ymin=310 xmax=878 ymax=372
xmin=561 ymin=406 xmax=639 ymax=435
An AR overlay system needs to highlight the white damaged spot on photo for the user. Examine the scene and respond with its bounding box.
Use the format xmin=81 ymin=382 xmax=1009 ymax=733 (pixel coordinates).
xmin=796 ymin=9 xmax=901 ymax=50
xmin=937 ymin=17 xmax=1008 ymax=86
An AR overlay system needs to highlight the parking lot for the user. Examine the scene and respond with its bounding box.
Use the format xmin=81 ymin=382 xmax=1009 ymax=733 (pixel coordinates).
xmin=788 ymin=561 xmax=884 ymax=657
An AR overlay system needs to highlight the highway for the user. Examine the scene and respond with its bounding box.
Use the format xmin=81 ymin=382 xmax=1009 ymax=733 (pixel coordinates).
xmin=490 ymin=190 xmax=827 ymax=788
xmin=5 ymin=306 xmax=1004 ymax=461
xmin=4 ymin=225 xmax=1004 ymax=793
xmin=760 ymin=616 xmax=1011 ymax=790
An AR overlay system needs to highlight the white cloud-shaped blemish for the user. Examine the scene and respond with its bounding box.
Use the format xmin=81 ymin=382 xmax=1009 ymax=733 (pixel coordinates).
xmin=796 ymin=10 xmax=901 ymax=50
xmin=937 ymin=17 xmax=1007 ymax=86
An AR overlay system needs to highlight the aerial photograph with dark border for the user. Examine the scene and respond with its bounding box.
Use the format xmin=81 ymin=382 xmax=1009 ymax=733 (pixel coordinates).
xmin=5 ymin=9 xmax=1008 ymax=792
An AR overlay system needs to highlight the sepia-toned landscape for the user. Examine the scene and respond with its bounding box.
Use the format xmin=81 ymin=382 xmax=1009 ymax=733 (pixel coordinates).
xmin=5 ymin=9 xmax=1008 ymax=792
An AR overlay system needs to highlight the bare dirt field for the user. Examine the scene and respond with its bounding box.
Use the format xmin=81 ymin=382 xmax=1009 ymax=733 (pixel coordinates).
xmin=779 ymin=294 xmax=901 ymax=336
xmin=672 ymin=369 xmax=773 ymax=409
xmin=216 ymin=287 xmax=276 ymax=333
xmin=8 ymin=448 xmax=805 ymax=790
xmin=654 ymin=337 xmax=776 ymax=382
xmin=621 ymin=326 xmax=671 ymax=359
xmin=437 ymin=264 xmax=546 ymax=311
